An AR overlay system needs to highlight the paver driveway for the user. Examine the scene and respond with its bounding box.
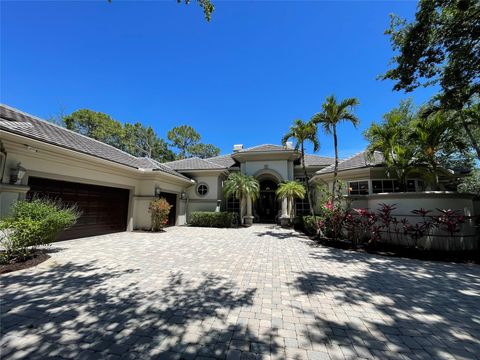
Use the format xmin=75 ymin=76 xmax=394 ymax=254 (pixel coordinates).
xmin=1 ymin=225 xmax=480 ymax=360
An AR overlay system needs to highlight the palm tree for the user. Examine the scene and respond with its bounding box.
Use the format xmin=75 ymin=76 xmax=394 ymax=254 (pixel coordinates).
xmin=223 ymin=172 xmax=260 ymax=226
xmin=311 ymin=96 xmax=359 ymax=204
xmin=276 ymin=181 xmax=306 ymax=223
xmin=411 ymin=111 xmax=458 ymax=190
xmin=281 ymin=119 xmax=319 ymax=216
xmin=364 ymin=100 xmax=422 ymax=190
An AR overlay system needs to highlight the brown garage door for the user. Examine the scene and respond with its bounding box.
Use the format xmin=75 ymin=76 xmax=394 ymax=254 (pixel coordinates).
xmin=27 ymin=177 xmax=129 ymax=240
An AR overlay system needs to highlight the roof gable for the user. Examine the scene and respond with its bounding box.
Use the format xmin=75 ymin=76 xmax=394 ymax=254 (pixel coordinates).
xmin=0 ymin=104 xmax=190 ymax=181
xmin=316 ymin=151 xmax=384 ymax=174
xmin=164 ymin=157 xmax=225 ymax=171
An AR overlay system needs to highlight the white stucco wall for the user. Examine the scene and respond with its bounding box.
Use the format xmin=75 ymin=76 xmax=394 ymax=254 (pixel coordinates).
xmin=243 ymin=160 xmax=290 ymax=181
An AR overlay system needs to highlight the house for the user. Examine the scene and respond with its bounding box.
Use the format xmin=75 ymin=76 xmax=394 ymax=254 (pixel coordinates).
xmin=0 ymin=104 xmax=194 ymax=239
xmin=164 ymin=145 xmax=334 ymax=223
xmin=0 ymin=104 xmax=333 ymax=238
xmin=1 ymin=104 xmax=475 ymax=241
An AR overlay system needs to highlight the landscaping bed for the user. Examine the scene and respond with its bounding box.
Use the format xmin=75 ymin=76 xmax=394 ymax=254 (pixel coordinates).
xmin=0 ymin=250 xmax=50 ymax=275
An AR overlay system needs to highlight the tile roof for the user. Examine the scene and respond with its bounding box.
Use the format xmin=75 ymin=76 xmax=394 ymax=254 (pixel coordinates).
xmin=206 ymin=154 xmax=237 ymax=168
xmin=316 ymin=151 xmax=384 ymax=175
xmin=239 ymin=144 xmax=290 ymax=152
xmin=303 ymin=154 xmax=335 ymax=167
xmin=135 ymin=157 xmax=192 ymax=180
xmin=164 ymin=157 xmax=226 ymax=171
xmin=0 ymin=104 xmax=190 ymax=181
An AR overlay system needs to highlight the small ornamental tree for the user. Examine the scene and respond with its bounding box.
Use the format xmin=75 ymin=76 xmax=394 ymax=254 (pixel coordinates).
xmin=149 ymin=197 xmax=172 ymax=232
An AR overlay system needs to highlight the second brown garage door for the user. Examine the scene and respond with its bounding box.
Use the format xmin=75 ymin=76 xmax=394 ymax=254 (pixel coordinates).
xmin=27 ymin=177 xmax=130 ymax=240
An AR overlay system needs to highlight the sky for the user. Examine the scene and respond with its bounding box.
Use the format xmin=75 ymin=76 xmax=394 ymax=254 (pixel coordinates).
xmin=1 ymin=0 xmax=438 ymax=158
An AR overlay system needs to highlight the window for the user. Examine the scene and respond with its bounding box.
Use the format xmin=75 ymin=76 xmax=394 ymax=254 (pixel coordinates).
xmin=196 ymin=183 xmax=208 ymax=196
xmin=372 ymin=179 xmax=420 ymax=193
xmin=348 ymin=181 xmax=369 ymax=195
xmin=226 ymin=197 xmax=240 ymax=213
xmin=295 ymin=198 xmax=310 ymax=216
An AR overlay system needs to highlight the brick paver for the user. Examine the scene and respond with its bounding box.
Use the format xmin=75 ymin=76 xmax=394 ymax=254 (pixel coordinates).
xmin=1 ymin=225 xmax=479 ymax=359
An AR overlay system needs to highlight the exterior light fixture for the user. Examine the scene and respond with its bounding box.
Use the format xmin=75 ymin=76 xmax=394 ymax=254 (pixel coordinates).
xmin=154 ymin=186 xmax=162 ymax=197
xmin=180 ymin=191 xmax=187 ymax=200
xmin=10 ymin=162 xmax=26 ymax=185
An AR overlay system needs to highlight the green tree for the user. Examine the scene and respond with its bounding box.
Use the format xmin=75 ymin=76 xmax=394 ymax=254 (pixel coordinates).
xmin=281 ymin=119 xmax=319 ymax=216
xmin=275 ymin=181 xmax=306 ymax=222
xmin=382 ymin=0 xmax=480 ymax=156
xmin=167 ymin=125 xmax=201 ymax=159
xmin=311 ymin=96 xmax=360 ymax=204
xmin=178 ymin=0 xmax=215 ymax=21
xmin=124 ymin=123 xmax=175 ymax=162
xmin=364 ymin=106 xmax=419 ymax=190
xmin=63 ymin=109 xmax=124 ymax=147
xmin=411 ymin=111 xmax=465 ymax=189
xmin=109 ymin=0 xmax=215 ymax=22
xmin=188 ymin=143 xmax=220 ymax=159
xmin=167 ymin=125 xmax=220 ymax=159
xmin=382 ymin=0 xmax=479 ymax=110
xmin=458 ymin=168 xmax=480 ymax=195
xmin=223 ymin=172 xmax=260 ymax=225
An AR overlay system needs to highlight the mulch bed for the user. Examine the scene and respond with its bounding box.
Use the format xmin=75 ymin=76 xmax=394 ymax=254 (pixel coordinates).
xmin=0 ymin=251 xmax=50 ymax=275
xmin=315 ymin=238 xmax=480 ymax=264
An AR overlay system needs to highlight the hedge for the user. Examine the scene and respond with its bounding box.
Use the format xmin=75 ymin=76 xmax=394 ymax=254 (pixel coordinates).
xmin=189 ymin=211 xmax=237 ymax=228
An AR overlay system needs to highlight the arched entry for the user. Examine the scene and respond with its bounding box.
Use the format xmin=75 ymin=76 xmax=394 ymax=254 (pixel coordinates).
xmin=256 ymin=179 xmax=279 ymax=223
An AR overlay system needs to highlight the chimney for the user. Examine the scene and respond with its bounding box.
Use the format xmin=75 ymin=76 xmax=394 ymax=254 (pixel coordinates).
xmin=285 ymin=141 xmax=293 ymax=150
xmin=233 ymin=144 xmax=243 ymax=152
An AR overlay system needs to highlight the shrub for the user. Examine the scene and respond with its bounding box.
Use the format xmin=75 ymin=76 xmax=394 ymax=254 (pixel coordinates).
xmin=149 ymin=197 xmax=172 ymax=232
xmin=189 ymin=211 xmax=235 ymax=228
xmin=0 ymin=198 xmax=80 ymax=263
xmin=302 ymin=215 xmax=318 ymax=236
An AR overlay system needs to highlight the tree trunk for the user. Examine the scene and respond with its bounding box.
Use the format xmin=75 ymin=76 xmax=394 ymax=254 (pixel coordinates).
xmin=302 ymin=143 xmax=315 ymax=217
xmin=332 ymin=126 xmax=339 ymax=206
xmin=461 ymin=116 xmax=480 ymax=160
xmin=240 ymin=196 xmax=246 ymax=224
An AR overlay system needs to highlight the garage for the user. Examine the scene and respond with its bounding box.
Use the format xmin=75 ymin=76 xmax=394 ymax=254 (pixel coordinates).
xmin=27 ymin=177 xmax=130 ymax=240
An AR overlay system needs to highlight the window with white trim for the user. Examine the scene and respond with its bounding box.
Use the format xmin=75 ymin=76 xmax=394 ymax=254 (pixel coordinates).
xmin=348 ymin=181 xmax=369 ymax=195
xmin=372 ymin=179 xmax=419 ymax=193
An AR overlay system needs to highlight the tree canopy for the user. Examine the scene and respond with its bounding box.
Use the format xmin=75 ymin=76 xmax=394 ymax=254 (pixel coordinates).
xmin=63 ymin=109 xmax=217 ymax=162
xmin=167 ymin=125 xmax=220 ymax=159
xmin=382 ymin=0 xmax=480 ymax=110
xmin=364 ymin=100 xmax=475 ymax=190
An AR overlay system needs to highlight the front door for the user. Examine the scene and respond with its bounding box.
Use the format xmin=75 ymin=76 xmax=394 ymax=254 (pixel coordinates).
xmin=256 ymin=180 xmax=278 ymax=223
xmin=159 ymin=192 xmax=177 ymax=226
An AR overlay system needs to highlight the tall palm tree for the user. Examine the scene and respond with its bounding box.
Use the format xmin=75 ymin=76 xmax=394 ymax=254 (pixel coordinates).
xmin=281 ymin=119 xmax=320 ymax=216
xmin=311 ymin=96 xmax=359 ymax=204
xmin=276 ymin=181 xmax=306 ymax=223
xmin=223 ymin=172 xmax=260 ymax=225
xmin=411 ymin=111 xmax=458 ymax=189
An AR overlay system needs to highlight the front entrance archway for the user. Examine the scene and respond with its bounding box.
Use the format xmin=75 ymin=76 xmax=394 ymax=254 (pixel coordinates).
xmin=256 ymin=179 xmax=278 ymax=223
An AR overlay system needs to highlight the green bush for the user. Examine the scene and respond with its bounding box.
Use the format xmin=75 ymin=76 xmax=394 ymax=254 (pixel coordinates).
xmin=189 ymin=211 xmax=236 ymax=228
xmin=149 ymin=197 xmax=172 ymax=232
xmin=302 ymin=215 xmax=318 ymax=236
xmin=0 ymin=198 xmax=80 ymax=263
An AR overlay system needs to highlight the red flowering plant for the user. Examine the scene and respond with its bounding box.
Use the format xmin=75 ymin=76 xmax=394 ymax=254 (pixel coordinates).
xmin=313 ymin=182 xmax=352 ymax=241
xmin=431 ymin=209 xmax=466 ymax=250
xmin=148 ymin=197 xmax=173 ymax=232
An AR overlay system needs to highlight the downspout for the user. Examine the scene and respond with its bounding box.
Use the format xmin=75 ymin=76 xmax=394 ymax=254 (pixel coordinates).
xmin=0 ymin=148 xmax=7 ymax=184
